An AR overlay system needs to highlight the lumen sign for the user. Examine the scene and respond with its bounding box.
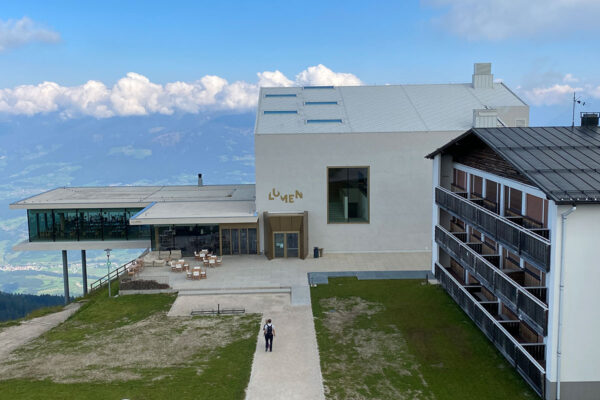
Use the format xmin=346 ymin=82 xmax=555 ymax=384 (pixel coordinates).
xmin=268 ymin=188 xmax=303 ymax=203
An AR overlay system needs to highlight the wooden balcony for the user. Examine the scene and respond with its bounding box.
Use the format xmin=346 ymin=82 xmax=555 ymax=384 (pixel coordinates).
xmin=436 ymin=186 xmax=551 ymax=272
xmin=435 ymin=263 xmax=546 ymax=398
xmin=435 ymin=225 xmax=548 ymax=335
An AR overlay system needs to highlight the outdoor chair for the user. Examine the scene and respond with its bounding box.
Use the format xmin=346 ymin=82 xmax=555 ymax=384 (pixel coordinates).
xmin=200 ymin=269 xmax=207 ymax=279
xmin=216 ymin=257 xmax=222 ymax=266
xmin=208 ymin=259 xmax=216 ymax=268
xmin=186 ymin=270 xmax=193 ymax=279
xmin=192 ymin=271 xmax=200 ymax=280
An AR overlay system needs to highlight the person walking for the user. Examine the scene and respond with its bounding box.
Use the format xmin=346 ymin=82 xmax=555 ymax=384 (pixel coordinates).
xmin=263 ymin=318 xmax=275 ymax=352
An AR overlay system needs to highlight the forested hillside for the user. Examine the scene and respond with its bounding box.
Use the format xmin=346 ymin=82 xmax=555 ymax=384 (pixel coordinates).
xmin=0 ymin=291 xmax=65 ymax=322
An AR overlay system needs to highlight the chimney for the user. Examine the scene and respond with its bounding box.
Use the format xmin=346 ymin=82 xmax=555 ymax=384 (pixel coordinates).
xmin=472 ymin=63 xmax=493 ymax=89
xmin=198 ymin=173 xmax=203 ymax=186
xmin=473 ymin=109 xmax=498 ymax=128
xmin=581 ymin=112 xmax=599 ymax=127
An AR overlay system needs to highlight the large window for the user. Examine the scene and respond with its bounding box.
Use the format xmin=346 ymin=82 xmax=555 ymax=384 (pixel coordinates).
xmin=27 ymin=208 xmax=150 ymax=242
xmin=327 ymin=167 xmax=369 ymax=223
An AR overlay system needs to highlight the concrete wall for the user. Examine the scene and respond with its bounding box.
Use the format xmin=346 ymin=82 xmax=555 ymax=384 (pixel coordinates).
xmin=255 ymin=130 xmax=461 ymax=254
xmin=545 ymin=204 xmax=600 ymax=398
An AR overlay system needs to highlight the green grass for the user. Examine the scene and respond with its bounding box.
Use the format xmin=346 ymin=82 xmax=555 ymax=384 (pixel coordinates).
xmin=0 ymin=282 xmax=260 ymax=400
xmin=311 ymin=278 xmax=538 ymax=400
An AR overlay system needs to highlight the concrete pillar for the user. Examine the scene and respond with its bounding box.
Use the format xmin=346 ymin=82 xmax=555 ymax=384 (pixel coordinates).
xmin=62 ymin=250 xmax=70 ymax=304
xmin=81 ymin=250 xmax=88 ymax=296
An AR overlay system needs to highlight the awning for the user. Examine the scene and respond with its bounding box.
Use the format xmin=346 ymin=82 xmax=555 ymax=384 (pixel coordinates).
xmin=13 ymin=239 xmax=150 ymax=252
xmin=129 ymin=200 xmax=258 ymax=225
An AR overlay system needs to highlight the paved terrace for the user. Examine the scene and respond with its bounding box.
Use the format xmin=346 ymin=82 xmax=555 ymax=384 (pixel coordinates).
xmin=136 ymin=252 xmax=430 ymax=305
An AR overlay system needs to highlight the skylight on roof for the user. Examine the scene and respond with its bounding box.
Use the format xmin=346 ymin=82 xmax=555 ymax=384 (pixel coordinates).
xmin=265 ymin=93 xmax=296 ymax=98
xmin=263 ymin=110 xmax=298 ymax=114
xmin=305 ymin=101 xmax=338 ymax=105
xmin=306 ymin=119 xmax=342 ymax=124
xmin=303 ymin=86 xmax=334 ymax=89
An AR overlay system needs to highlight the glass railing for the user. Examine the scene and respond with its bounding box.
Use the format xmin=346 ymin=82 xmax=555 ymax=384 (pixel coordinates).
xmin=435 ymin=186 xmax=551 ymax=272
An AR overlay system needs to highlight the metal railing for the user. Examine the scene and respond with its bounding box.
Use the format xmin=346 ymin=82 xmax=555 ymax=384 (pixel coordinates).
xmin=436 ymin=186 xmax=551 ymax=271
xmin=436 ymin=225 xmax=548 ymax=335
xmin=435 ymin=263 xmax=545 ymax=397
xmin=89 ymin=248 xmax=149 ymax=292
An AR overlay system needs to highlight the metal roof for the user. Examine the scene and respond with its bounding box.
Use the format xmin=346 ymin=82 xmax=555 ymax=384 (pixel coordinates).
xmin=129 ymin=200 xmax=257 ymax=225
xmin=10 ymin=184 xmax=256 ymax=209
xmin=427 ymin=126 xmax=600 ymax=204
xmin=255 ymin=83 xmax=527 ymax=135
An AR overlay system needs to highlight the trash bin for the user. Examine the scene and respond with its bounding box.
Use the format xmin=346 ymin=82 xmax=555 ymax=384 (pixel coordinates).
xmin=319 ymin=248 xmax=324 ymax=257
xmin=314 ymin=246 xmax=319 ymax=258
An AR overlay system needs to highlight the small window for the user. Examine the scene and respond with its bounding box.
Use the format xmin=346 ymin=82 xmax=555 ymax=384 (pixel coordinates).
xmin=327 ymin=167 xmax=369 ymax=223
xmin=263 ymin=110 xmax=298 ymax=114
xmin=303 ymin=86 xmax=334 ymax=89
xmin=265 ymin=93 xmax=296 ymax=98
xmin=304 ymin=101 xmax=338 ymax=105
xmin=307 ymin=119 xmax=342 ymax=124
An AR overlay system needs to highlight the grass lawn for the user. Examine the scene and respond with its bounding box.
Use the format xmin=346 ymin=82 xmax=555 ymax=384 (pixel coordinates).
xmin=311 ymin=278 xmax=538 ymax=400
xmin=0 ymin=282 xmax=260 ymax=400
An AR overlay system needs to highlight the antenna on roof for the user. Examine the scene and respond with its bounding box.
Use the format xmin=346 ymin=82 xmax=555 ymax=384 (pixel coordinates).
xmin=572 ymin=92 xmax=586 ymax=128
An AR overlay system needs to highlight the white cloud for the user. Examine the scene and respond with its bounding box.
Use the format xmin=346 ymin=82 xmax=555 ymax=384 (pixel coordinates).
xmin=522 ymin=84 xmax=581 ymax=106
xmin=152 ymin=132 xmax=181 ymax=146
xmin=424 ymin=0 xmax=600 ymax=40
xmin=108 ymin=146 xmax=152 ymax=159
xmin=295 ymin=64 xmax=362 ymax=86
xmin=0 ymin=65 xmax=362 ymax=118
xmin=0 ymin=17 xmax=60 ymax=52
xmin=518 ymin=73 xmax=600 ymax=106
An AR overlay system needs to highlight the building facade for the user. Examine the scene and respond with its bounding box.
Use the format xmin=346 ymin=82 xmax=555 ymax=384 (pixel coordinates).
xmin=255 ymin=63 xmax=529 ymax=258
xmin=428 ymin=119 xmax=600 ymax=399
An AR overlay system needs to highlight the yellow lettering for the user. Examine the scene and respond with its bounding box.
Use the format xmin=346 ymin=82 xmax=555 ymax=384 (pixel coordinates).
xmin=295 ymin=190 xmax=303 ymax=199
xmin=268 ymin=192 xmax=274 ymax=200
xmin=272 ymin=188 xmax=280 ymax=198
xmin=281 ymin=194 xmax=288 ymax=203
xmin=289 ymin=194 xmax=294 ymax=203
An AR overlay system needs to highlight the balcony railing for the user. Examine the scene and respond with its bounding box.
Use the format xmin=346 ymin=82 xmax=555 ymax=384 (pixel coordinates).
xmin=435 ymin=186 xmax=551 ymax=272
xmin=435 ymin=225 xmax=548 ymax=335
xmin=435 ymin=263 xmax=545 ymax=397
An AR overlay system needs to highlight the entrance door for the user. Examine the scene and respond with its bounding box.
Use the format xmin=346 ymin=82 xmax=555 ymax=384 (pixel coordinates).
xmin=273 ymin=232 xmax=299 ymax=258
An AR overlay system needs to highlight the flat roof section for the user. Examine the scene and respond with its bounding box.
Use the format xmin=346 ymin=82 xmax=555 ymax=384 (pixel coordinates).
xmin=10 ymin=184 xmax=256 ymax=209
xmin=129 ymin=200 xmax=258 ymax=225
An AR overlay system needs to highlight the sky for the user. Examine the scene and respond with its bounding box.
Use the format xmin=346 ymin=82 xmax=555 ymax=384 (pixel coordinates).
xmin=1 ymin=0 xmax=600 ymax=126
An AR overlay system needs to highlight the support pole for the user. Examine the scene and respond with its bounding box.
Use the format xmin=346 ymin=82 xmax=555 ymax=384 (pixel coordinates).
xmin=81 ymin=250 xmax=88 ymax=296
xmin=62 ymin=250 xmax=70 ymax=305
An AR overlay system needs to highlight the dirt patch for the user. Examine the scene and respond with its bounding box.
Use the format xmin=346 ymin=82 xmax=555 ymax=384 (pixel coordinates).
xmin=0 ymin=311 xmax=257 ymax=383
xmin=318 ymin=297 xmax=434 ymax=400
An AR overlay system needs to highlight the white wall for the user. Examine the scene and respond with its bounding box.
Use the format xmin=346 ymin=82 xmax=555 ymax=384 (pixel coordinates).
xmin=255 ymin=130 xmax=461 ymax=254
xmin=547 ymin=204 xmax=600 ymax=384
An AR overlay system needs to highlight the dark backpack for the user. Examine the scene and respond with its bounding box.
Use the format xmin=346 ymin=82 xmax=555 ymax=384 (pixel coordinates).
xmin=266 ymin=324 xmax=273 ymax=335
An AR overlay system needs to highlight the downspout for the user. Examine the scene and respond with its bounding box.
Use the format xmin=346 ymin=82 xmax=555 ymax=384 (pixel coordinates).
xmin=556 ymin=205 xmax=576 ymax=400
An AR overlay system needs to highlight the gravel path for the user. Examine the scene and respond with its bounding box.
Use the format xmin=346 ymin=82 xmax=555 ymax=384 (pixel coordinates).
xmin=0 ymin=302 xmax=82 ymax=360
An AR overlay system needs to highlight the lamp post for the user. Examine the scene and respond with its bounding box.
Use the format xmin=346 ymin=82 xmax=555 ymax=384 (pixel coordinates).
xmin=105 ymin=248 xmax=112 ymax=297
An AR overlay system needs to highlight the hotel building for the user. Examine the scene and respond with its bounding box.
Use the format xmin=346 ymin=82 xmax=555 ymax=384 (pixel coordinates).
xmin=427 ymin=114 xmax=600 ymax=399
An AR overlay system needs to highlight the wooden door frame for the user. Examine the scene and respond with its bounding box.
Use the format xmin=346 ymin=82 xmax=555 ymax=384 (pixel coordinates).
xmin=272 ymin=231 xmax=300 ymax=258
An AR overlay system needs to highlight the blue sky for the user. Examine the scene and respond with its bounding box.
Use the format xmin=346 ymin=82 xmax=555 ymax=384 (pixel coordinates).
xmin=1 ymin=1 xmax=599 ymax=126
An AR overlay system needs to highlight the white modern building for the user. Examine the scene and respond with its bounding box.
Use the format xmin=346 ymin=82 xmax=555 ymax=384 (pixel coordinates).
xmin=255 ymin=63 xmax=528 ymax=259
xmin=427 ymin=114 xmax=600 ymax=399
xmin=10 ymin=62 xmax=528 ymax=286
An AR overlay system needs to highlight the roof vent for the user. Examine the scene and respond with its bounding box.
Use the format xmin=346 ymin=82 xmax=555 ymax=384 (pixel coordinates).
xmin=473 ymin=109 xmax=498 ymax=128
xmin=581 ymin=112 xmax=599 ymax=127
xmin=472 ymin=63 xmax=493 ymax=89
xmin=198 ymin=173 xmax=203 ymax=186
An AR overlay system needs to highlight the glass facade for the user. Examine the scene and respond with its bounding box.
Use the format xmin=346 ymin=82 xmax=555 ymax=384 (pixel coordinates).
xmin=328 ymin=167 xmax=369 ymax=223
xmin=27 ymin=208 xmax=150 ymax=242
xmin=151 ymin=225 xmax=220 ymax=256
xmin=220 ymin=227 xmax=258 ymax=255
